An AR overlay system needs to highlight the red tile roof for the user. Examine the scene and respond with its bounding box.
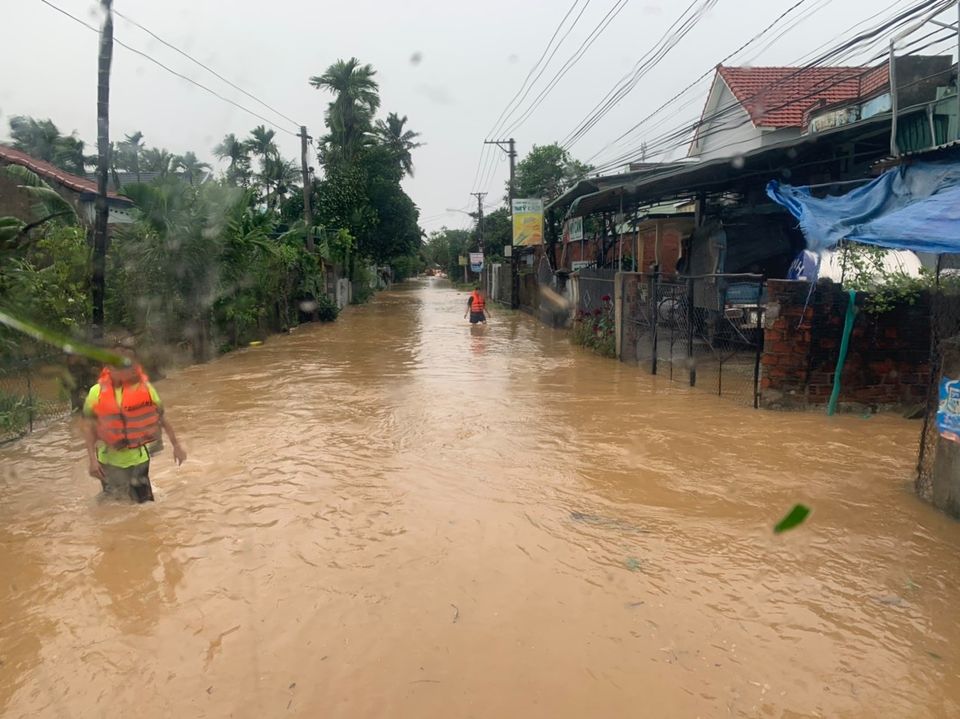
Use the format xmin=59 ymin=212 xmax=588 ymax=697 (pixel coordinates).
xmin=717 ymin=64 xmax=890 ymax=128
xmin=0 ymin=144 xmax=131 ymax=202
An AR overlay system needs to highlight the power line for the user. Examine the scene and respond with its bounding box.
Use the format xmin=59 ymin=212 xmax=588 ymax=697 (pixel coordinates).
xmin=476 ymin=0 xmax=628 ymax=196
xmin=586 ymin=0 xmax=911 ymax=169
xmin=113 ymin=8 xmax=302 ymax=129
xmin=560 ymin=0 xmax=718 ymax=151
xmin=584 ymin=0 xmax=826 ymax=165
xmin=498 ymin=0 xmax=630 ymax=141
xmin=38 ymin=0 xmax=299 ymax=136
xmin=590 ymin=0 xmax=950 ymax=172
xmin=470 ymin=0 xmax=591 ymax=194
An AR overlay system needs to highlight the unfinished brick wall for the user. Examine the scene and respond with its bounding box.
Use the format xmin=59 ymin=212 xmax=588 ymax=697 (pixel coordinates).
xmin=762 ymin=279 xmax=931 ymax=410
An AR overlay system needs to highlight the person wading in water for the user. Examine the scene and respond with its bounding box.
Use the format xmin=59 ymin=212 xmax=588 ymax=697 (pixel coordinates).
xmin=464 ymin=285 xmax=490 ymax=325
xmin=82 ymin=345 xmax=186 ymax=503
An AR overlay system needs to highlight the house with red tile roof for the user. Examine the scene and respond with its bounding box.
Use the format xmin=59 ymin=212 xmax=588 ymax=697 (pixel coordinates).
xmin=688 ymin=56 xmax=956 ymax=161
xmin=0 ymin=144 xmax=134 ymax=226
xmin=688 ymin=63 xmax=892 ymax=160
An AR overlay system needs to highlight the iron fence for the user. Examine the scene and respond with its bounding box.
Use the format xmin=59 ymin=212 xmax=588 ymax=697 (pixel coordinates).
xmin=0 ymin=346 xmax=73 ymax=445
xmin=622 ymin=273 xmax=765 ymax=407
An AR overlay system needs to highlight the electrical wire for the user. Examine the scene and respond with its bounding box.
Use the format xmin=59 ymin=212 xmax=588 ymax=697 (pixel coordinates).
xmin=588 ymin=1 xmax=929 ymax=168
xmin=469 ymin=0 xmax=590 ymax=194
xmin=497 ymin=0 xmax=630 ymax=141
xmin=590 ymin=0 xmax=952 ymax=172
xmin=113 ymin=8 xmax=302 ymax=129
xmin=475 ymin=0 xmax=629 ymax=196
xmin=560 ymin=0 xmax=718 ymax=151
xmin=38 ymin=0 xmax=299 ymax=136
xmin=585 ymin=0 xmax=830 ymax=165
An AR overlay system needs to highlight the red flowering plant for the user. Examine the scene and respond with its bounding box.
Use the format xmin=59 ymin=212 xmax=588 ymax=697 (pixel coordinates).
xmin=570 ymin=294 xmax=616 ymax=358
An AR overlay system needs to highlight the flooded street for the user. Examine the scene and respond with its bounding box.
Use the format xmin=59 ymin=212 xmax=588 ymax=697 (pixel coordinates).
xmin=3 ymin=279 xmax=960 ymax=718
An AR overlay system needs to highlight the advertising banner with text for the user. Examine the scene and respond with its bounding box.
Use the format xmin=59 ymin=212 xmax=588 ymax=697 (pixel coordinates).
xmin=512 ymin=199 xmax=544 ymax=246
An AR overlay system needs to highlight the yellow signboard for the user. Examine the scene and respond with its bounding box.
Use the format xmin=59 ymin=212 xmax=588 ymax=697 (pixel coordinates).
xmin=512 ymin=198 xmax=544 ymax=246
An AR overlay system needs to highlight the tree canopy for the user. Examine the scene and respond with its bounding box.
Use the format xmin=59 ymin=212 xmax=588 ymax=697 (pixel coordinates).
xmin=511 ymin=143 xmax=592 ymax=202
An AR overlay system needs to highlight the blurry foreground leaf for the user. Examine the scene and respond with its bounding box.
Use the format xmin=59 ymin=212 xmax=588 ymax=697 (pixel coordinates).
xmin=773 ymin=504 xmax=811 ymax=534
xmin=0 ymin=308 xmax=127 ymax=366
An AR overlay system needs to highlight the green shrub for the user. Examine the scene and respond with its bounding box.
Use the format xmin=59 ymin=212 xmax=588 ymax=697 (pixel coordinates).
xmin=571 ymin=296 xmax=615 ymax=358
xmin=316 ymin=294 xmax=339 ymax=322
xmin=0 ymin=389 xmax=30 ymax=437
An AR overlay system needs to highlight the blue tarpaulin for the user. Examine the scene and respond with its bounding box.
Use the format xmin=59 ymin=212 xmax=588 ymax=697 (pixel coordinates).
xmin=767 ymin=160 xmax=960 ymax=254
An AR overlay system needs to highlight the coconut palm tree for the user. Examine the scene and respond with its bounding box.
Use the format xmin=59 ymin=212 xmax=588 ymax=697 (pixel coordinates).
xmin=141 ymin=147 xmax=174 ymax=176
xmin=375 ymin=113 xmax=423 ymax=177
xmin=175 ymin=151 xmax=212 ymax=186
xmin=309 ymin=58 xmax=380 ymax=162
xmin=214 ymin=133 xmax=251 ymax=186
xmin=259 ymin=151 xmax=299 ymax=211
xmin=246 ymin=126 xmax=277 ymax=164
xmin=122 ymin=131 xmax=145 ymax=182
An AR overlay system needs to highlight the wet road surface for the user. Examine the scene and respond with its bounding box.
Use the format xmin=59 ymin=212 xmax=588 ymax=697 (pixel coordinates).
xmin=2 ymin=279 xmax=960 ymax=718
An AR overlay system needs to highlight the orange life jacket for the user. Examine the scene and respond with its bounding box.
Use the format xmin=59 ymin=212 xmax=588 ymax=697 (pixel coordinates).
xmin=471 ymin=291 xmax=485 ymax=313
xmin=94 ymin=367 xmax=161 ymax=450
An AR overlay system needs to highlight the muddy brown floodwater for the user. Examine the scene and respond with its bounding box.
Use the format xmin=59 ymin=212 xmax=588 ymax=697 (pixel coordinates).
xmin=3 ymin=279 xmax=960 ymax=718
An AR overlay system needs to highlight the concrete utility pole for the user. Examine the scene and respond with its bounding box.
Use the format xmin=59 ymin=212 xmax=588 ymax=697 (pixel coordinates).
xmin=470 ymin=191 xmax=486 ymax=255
xmin=298 ymin=125 xmax=314 ymax=252
xmin=484 ymin=138 xmax=518 ymax=308
xmin=92 ymin=0 xmax=114 ymax=339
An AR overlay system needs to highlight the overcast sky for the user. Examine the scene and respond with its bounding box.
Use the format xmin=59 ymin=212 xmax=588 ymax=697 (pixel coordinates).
xmin=0 ymin=0 xmax=944 ymax=233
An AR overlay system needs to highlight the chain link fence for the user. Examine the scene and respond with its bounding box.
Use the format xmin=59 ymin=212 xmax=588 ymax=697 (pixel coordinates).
xmin=622 ymin=273 xmax=765 ymax=407
xmin=0 ymin=341 xmax=73 ymax=445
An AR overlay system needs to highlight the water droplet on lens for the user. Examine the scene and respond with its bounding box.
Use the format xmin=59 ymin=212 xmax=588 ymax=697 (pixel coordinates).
xmin=300 ymin=300 xmax=318 ymax=312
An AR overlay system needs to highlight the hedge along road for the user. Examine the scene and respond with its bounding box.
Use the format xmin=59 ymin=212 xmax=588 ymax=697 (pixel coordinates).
xmin=1 ymin=278 xmax=959 ymax=718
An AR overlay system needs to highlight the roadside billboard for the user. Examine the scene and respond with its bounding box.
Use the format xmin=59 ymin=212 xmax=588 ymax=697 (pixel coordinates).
xmin=567 ymin=216 xmax=583 ymax=242
xmin=469 ymin=252 xmax=484 ymax=273
xmin=512 ymin=198 xmax=544 ymax=246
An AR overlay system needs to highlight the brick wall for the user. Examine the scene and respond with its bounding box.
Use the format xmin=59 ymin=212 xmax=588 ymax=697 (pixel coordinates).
xmin=762 ymin=279 xmax=931 ymax=410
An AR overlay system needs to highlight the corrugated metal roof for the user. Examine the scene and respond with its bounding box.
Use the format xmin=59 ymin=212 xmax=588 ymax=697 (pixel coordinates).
xmin=0 ymin=145 xmax=132 ymax=203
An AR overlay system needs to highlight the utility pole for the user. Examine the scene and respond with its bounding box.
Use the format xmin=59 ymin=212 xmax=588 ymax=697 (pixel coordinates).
xmin=92 ymin=0 xmax=114 ymax=339
xmin=485 ymin=138 xmax=518 ymax=308
xmin=470 ymin=192 xmax=486 ymax=254
xmin=298 ymin=126 xmax=314 ymax=252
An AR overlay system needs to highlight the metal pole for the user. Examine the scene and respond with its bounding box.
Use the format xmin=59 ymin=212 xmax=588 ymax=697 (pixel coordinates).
xmin=753 ymin=277 xmax=764 ymax=409
xmin=956 ymin=0 xmax=959 ymax=140
xmin=889 ymin=39 xmax=899 ymax=157
xmin=687 ymin=277 xmax=696 ymax=387
xmin=650 ymin=270 xmax=659 ymax=375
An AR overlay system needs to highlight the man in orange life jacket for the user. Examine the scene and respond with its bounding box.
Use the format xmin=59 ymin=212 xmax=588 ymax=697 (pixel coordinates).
xmin=464 ymin=285 xmax=489 ymax=325
xmin=82 ymin=346 xmax=186 ymax=503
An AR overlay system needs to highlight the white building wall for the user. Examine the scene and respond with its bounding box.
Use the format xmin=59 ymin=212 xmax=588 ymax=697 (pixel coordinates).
xmin=690 ymin=82 xmax=763 ymax=160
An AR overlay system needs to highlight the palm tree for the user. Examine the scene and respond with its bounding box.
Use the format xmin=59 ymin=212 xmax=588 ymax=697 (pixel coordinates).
xmin=141 ymin=147 xmax=174 ymax=176
xmin=214 ymin=133 xmax=252 ymax=186
xmin=123 ymin=131 xmax=144 ymax=182
xmin=175 ymin=151 xmax=212 ymax=186
xmin=376 ymin=113 xmax=422 ymax=177
xmin=8 ymin=116 xmax=88 ymax=175
xmin=259 ymin=151 xmax=299 ymax=211
xmin=309 ymin=58 xmax=380 ymax=162
xmin=246 ymin=125 xmax=277 ymax=163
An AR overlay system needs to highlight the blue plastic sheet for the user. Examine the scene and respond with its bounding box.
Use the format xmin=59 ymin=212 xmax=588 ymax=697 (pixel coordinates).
xmin=767 ymin=160 xmax=960 ymax=254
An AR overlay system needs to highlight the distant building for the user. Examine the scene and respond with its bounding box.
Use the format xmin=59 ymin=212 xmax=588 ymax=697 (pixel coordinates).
xmin=0 ymin=145 xmax=134 ymax=225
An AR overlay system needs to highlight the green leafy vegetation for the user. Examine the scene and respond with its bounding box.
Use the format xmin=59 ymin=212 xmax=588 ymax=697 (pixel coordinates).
xmin=571 ymin=296 xmax=615 ymax=358
xmin=773 ymin=503 xmax=811 ymax=534
xmin=0 ymin=59 xmax=423 ymax=374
